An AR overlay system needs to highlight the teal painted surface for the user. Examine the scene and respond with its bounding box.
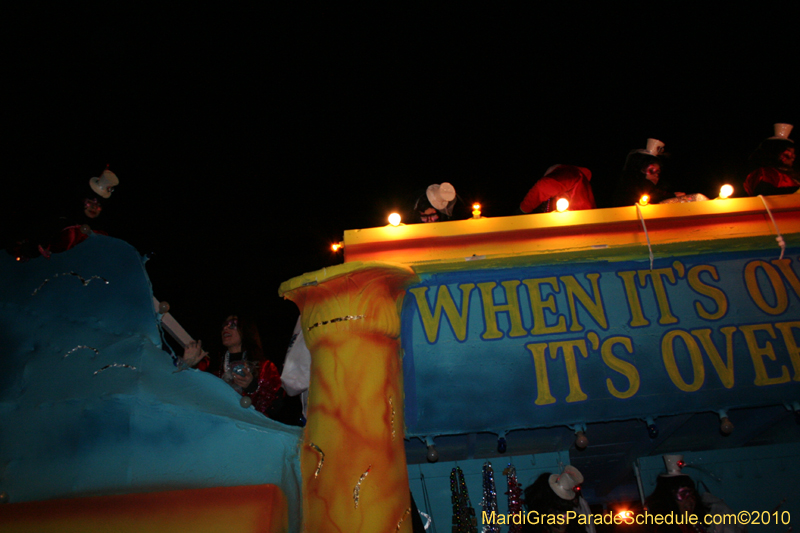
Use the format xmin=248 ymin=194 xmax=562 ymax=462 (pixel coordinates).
xmin=0 ymin=236 xmax=303 ymax=531
xmin=402 ymin=249 xmax=800 ymax=437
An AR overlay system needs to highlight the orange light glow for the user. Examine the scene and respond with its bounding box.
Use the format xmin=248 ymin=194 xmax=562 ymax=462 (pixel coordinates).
xmin=388 ymin=213 xmax=401 ymax=226
xmin=472 ymin=203 xmax=482 ymax=219
xmin=638 ymin=194 xmax=650 ymax=206
xmin=331 ymin=242 xmax=343 ymax=252
xmin=719 ymin=184 xmax=733 ymax=199
xmin=555 ymin=198 xmax=569 ymax=212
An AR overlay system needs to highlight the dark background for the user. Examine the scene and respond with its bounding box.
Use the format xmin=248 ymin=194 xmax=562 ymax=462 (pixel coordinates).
xmin=4 ymin=5 xmax=797 ymax=364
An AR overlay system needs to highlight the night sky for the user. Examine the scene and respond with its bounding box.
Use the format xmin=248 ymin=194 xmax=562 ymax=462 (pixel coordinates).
xmin=5 ymin=6 xmax=798 ymax=364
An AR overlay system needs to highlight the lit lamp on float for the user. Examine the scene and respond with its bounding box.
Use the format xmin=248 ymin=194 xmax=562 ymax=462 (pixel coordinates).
xmin=718 ymin=184 xmax=734 ymax=199
xmin=472 ymin=203 xmax=481 ymax=219
xmin=638 ymin=194 xmax=650 ymax=206
xmin=555 ymin=197 xmax=570 ymax=212
xmin=388 ymin=212 xmax=402 ymax=227
xmin=330 ymin=242 xmax=343 ymax=252
xmin=615 ymin=509 xmax=634 ymax=523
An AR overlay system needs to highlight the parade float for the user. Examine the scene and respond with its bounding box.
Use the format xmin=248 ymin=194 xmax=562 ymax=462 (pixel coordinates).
xmin=2 ymin=194 xmax=800 ymax=532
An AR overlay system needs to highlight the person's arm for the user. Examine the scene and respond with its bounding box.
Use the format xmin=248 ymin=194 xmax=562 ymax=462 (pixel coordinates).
xmin=753 ymin=181 xmax=800 ymax=196
xmin=519 ymin=177 xmax=566 ymax=213
xmin=182 ymin=340 xmax=209 ymax=368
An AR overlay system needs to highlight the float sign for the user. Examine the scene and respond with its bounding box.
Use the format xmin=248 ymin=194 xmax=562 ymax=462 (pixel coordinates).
xmin=401 ymin=249 xmax=800 ymax=437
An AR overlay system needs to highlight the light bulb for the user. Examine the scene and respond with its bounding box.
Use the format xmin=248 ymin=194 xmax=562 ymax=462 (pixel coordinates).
xmin=720 ymin=416 xmax=734 ymax=435
xmin=575 ymin=431 xmax=588 ymax=450
xmin=426 ymin=445 xmax=439 ymax=463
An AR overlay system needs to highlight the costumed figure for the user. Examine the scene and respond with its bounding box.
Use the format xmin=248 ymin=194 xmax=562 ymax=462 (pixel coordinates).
xmin=412 ymin=182 xmax=464 ymax=223
xmin=743 ymin=123 xmax=798 ymax=196
xmin=521 ymin=465 xmax=594 ymax=533
xmin=280 ymin=316 xmax=311 ymax=420
xmin=182 ymin=314 xmax=284 ymax=418
xmin=645 ymin=455 xmax=745 ymax=533
xmin=645 ymin=455 xmax=710 ymax=533
xmin=49 ymin=168 xmax=119 ymax=254
xmin=7 ymin=167 xmax=118 ymax=260
xmin=518 ymin=165 xmax=596 ymax=214
xmin=614 ymin=139 xmax=684 ymax=206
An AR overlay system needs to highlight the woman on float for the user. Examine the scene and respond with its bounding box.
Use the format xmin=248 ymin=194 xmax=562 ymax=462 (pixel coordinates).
xmin=182 ymin=314 xmax=284 ymax=418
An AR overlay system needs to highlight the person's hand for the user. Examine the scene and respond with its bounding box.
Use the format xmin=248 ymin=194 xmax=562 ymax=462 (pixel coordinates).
xmin=233 ymin=365 xmax=254 ymax=389
xmin=182 ymin=340 xmax=207 ymax=367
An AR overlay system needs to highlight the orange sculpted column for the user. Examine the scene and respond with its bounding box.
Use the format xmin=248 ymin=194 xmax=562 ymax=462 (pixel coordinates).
xmin=280 ymin=263 xmax=418 ymax=533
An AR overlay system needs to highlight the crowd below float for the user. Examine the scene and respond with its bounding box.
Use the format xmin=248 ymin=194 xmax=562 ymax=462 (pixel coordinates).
xmin=3 ymin=124 xmax=795 ymax=531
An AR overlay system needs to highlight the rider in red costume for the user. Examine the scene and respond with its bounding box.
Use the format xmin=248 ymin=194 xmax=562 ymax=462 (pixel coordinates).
xmin=519 ymin=164 xmax=596 ymax=214
xmin=744 ymin=123 xmax=798 ymax=196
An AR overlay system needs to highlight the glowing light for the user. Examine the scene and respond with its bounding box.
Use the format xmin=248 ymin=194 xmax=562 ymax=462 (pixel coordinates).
xmin=331 ymin=242 xmax=343 ymax=252
xmin=555 ymin=198 xmax=569 ymax=212
xmin=638 ymin=194 xmax=650 ymax=206
xmin=719 ymin=184 xmax=733 ymax=199
xmin=616 ymin=510 xmax=634 ymax=521
xmin=388 ymin=213 xmax=401 ymax=226
xmin=472 ymin=203 xmax=482 ymax=219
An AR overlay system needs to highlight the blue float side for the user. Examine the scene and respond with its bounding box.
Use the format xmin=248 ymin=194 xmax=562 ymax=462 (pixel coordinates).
xmin=402 ymin=249 xmax=800 ymax=437
xmin=0 ymin=235 xmax=303 ymax=532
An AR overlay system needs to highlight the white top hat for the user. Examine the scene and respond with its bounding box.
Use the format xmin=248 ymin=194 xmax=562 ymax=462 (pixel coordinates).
xmin=769 ymin=123 xmax=794 ymax=143
xmin=548 ymin=465 xmax=584 ymax=500
xmin=426 ymin=182 xmax=457 ymax=211
xmin=643 ymin=138 xmax=665 ymax=156
xmin=89 ymin=169 xmax=120 ymax=198
xmin=662 ymin=454 xmax=685 ymax=477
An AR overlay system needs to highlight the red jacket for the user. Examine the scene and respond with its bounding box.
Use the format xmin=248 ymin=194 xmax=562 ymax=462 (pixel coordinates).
xmin=520 ymin=165 xmax=596 ymax=213
xmin=744 ymin=167 xmax=800 ymax=196
xmin=197 ymin=356 xmax=284 ymax=417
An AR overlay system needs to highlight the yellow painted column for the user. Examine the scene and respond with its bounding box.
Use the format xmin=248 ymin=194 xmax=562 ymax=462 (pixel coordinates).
xmin=281 ymin=263 xmax=418 ymax=533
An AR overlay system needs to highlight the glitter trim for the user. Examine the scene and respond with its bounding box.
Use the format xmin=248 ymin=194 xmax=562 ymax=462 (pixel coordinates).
xmin=93 ymin=363 xmax=137 ymax=375
xmin=309 ymin=443 xmax=325 ymax=479
xmin=389 ymin=396 xmax=396 ymax=441
xmin=395 ymin=508 xmax=411 ymax=531
xmin=63 ymin=345 xmax=99 ymax=358
xmin=32 ymin=271 xmax=109 ymax=296
xmin=307 ymin=314 xmax=365 ymax=331
xmin=353 ymin=465 xmax=372 ymax=509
